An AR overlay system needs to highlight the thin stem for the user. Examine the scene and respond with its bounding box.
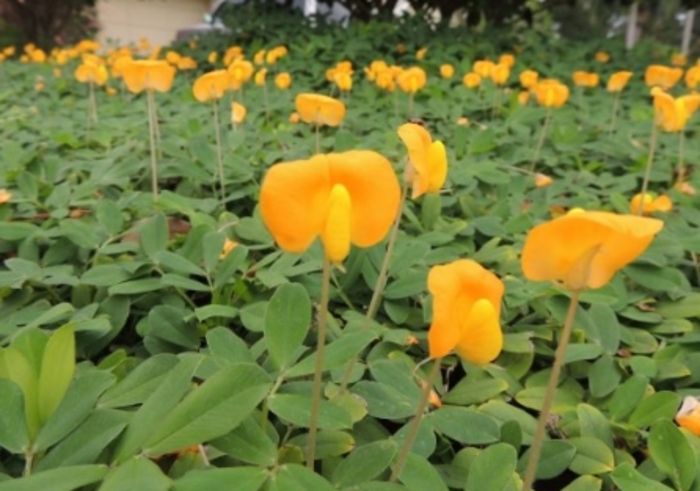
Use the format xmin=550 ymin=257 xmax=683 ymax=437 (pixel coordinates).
xmin=389 ymin=360 xmax=441 ymax=482
xmin=609 ymin=91 xmax=620 ymax=135
xmin=23 ymin=451 xmax=33 ymax=477
xmin=263 ymin=82 xmax=270 ymax=125
xmin=147 ymin=90 xmax=159 ymax=200
xmin=338 ymin=181 xmax=409 ymax=393
xmin=315 ymin=123 xmax=320 ymax=154
xmin=677 ymin=131 xmax=685 ymax=185
xmin=638 ymin=123 xmax=659 ymax=216
xmin=306 ymin=257 xmax=332 ymax=468
xmin=151 ymin=93 xmax=162 ymax=158
xmin=408 ymin=93 xmax=414 ymax=118
xmin=89 ymin=80 xmax=98 ymax=124
xmin=529 ymin=108 xmax=552 ymax=174
xmin=521 ymin=290 xmax=581 ymax=491
xmin=213 ymin=99 xmax=225 ymax=203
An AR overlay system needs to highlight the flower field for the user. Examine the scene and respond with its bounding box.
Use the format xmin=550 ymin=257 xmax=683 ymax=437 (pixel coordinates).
xmin=2 ymin=24 xmax=700 ymax=491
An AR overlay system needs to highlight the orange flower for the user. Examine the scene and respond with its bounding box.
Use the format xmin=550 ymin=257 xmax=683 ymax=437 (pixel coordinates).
xmin=121 ymin=60 xmax=176 ymax=93
xmin=275 ymin=72 xmax=291 ymax=89
xmin=228 ymin=59 xmax=254 ymax=89
xmin=534 ymin=173 xmax=553 ymax=187
xmin=0 ymin=189 xmax=11 ymax=204
xmin=75 ymin=60 xmax=108 ymax=86
xmin=518 ymin=90 xmax=530 ymax=105
xmin=231 ymin=102 xmax=246 ymax=125
xmin=473 ymin=60 xmax=495 ymax=78
xmin=521 ymin=209 xmax=664 ymax=291
xmin=333 ymin=72 xmax=353 ymax=92
xmin=607 ymin=71 xmax=633 ymax=92
xmin=259 ymin=151 xmax=401 ymax=264
xmin=462 ymin=72 xmax=481 ymax=89
xmin=220 ymin=239 xmax=239 ymax=259
xmin=686 ymin=66 xmax=700 ymax=90
xmin=645 ymin=65 xmax=683 ymax=90
xmin=595 ymin=51 xmax=610 ymax=63
xmin=456 ymin=117 xmax=469 ymax=126
xmin=375 ymin=68 xmax=396 ymax=92
xmin=110 ymin=55 xmax=133 ymax=79
xmin=572 ymin=71 xmax=599 ymax=88
xmin=294 ymin=93 xmax=346 ymax=127
xmin=165 ymin=51 xmax=181 ymax=65
xmin=106 ymin=86 xmax=117 ymax=96
xmin=254 ymin=68 xmax=267 ymax=86
xmin=440 ymin=64 xmax=455 ymax=79
xmin=289 ymin=112 xmax=300 ymax=123
xmin=490 ymin=63 xmax=510 ymax=86
xmin=499 ymin=53 xmax=515 ymax=68
xmin=207 ymin=51 xmax=218 ymax=64
xmin=427 ymin=259 xmax=504 ymax=364
xmin=533 ymin=79 xmax=569 ymax=107
xmin=192 ymin=70 xmax=229 ymax=102
xmin=519 ymin=69 xmax=539 ymax=89
xmin=672 ymin=53 xmax=688 ymax=67
xmin=177 ymin=57 xmax=197 ymax=71
xmin=651 ymin=88 xmax=700 ymax=132
xmin=675 ymin=181 xmax=697 ymax=196
xmin=397 ymin=123 xmax=447 ymax=199
xmin=630 ymin=193 xmax=672 ymax=215
xmin=223 ymin=46 xmax=244 ymax=66
xmin=416 ymin=47 xmax=428 ymax=60
xmin=676 ymin=396 xmax=700 ymax=435
xmin=254 ymin=49 xmax=266 ymax=65
xmin=397 ymin=67 xmax=427 ymax=94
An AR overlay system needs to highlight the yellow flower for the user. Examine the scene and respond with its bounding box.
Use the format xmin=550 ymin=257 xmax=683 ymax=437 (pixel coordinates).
xmin=651 ymin=88 xmax=700 ymax=132
xmin=177 ymin=57 xmax=198 ymax=71
xmin=334 ymin=72 xmax=352 ymax=92
xmin=289 ymin=112 xmax=300 ymax=123
xmin=260 ymin=151 xmax=401 ymax=264
xmin=227 ymin=59 xmax=254 ymax=90
xmin=595 ymin=51 xmax=610 ymax=63
xmin=672 ymin=53 xmax=688 ymax=67
xmin=207 ymin=51 xmax=218 ymax=64
xmin=534 ymin=173 xmax=553 ymax=187
xmin=533 ymin=79 xmax=569 ymax=107
xmin=121 ymin=60 xmax=176 ymax=94
xmin=192 ymin=70 xmax=229 ymax=102
xmin=456 ymin=117 xmax=469 ymax=126
xmin=365 ymin=60 xmax=388 ymax=81
xmin=75 ymin=58 xmax=109 ymax=86
xmin=473 ymin=60 xmax=495 ymax=78
xmin=220 ymin=239 xmax=239 ymax=259
xmin=676 ymin=397 xmax=700 ymax=436
xmin=572 ymin=71 xmax=599 ymax=88
xmin=490 ymin=63 xmax=510 ymax=85
xmin=427 ymin=259 xmax=504 ymax=364
xmin=375 ymin=68 xmax=396 ymax=91
xmin=519 ymin=69 xmax=539 ymax=89
xmin=275 ymin=72 xmax=291 ymax=89
xmin=0 ymin=189 xmax=12 ymax=204
xmin=254 ymin=49 xmax=266 ymax=65
xmin=630 ymin=193 xmax=672 ymax=215
xmin=676 ymin=181 xmax=697 ymax=196
xmin=165 ymin=51 xmax=181 ymax=65
xmin=686 ymin=66 xmax=700 ymax=90
xmin=607 ymin=71 xmax=634 ymax=92
xmin=440 ymin=64 xmax=455 ymax=79
xmin=521 ymin=210 xmax=664 ymax=291
xmin=645 ymin=65 xmax=683 ymax=90
xmin=295 ymin=93 xmax=346 ymax=127
xmin=518 ymin=90 xmax=530 ymax=105
xmin=397 ymin=123 xmax=448 ymax=199
xmin=397 ymin=67 xmax=427 ymax=94
xmin=254 ymin=68 xmax=267 ymax=86
xmin=223 ymin=46 xmax=244 ymax=66
xmin=499 ymin=53 xmax=515 ymax=68
xmin=462 ymin=72 xmax=481 ymax=89
xmin=416 ymin=47 xmax=428 ymax=60
xmin=231 ymin=102 xmax=246 ymax=125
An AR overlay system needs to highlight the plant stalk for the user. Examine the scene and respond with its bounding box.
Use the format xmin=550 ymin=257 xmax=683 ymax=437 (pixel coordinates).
xmin=529 ymin=108 xmax=552 ymax=173
xmin=609 ymin=91 xmax=620 ymax=135
xmin=147 ymin=90 xmax=159 ymax=199
xmin=213 ymin=99 xmax=225 ymax=203
xmin=638 ymin=122 xmax=659 ymax=216
xmin=389 ymin=360 xmax=441 ymax=482
xmin=306 ymin=257 xmax=332 ymax=468
xmin=521 ymin=290 xmax=581 ymax=491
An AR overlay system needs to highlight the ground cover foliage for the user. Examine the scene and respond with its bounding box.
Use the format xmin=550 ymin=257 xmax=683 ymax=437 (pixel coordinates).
xmin=2 ymin=18 xmax=700 ymax=491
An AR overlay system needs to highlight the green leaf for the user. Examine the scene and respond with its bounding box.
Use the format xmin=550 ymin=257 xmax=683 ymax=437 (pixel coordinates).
xmin=36 ymin=409 xmax=128 ymax=471
xmin=286 ymin=329 xmax=379 ymax=378
xmin=383 ymin=270 xmax=428 ymax=300
xmin=352 ymin=381 xmax=417 ymax=420
xmin=98 ymin=354 xmax=179 ymax=409
xmin=648 ymin=420 xmax=696 ymax=491
xmin=99 ymin=458 xmax=171 ymax=491
xmin=81 ymin=264 xmax=132 ymax=287
xmin=153 ymin=250 xmax=207 ymax=276
xmin=113 ymin=355 xmax=202 ymax=463
xmin=140 ymin=213 xmax=169 ymax=259
xmin=34 ymin=370 xmax=116 ymax=452
xmin=59 ymin=220 xmax=100 ymax=249
xmin=611 ymin=463 xmax=675 ymax=491
xmin=205 ymin=327 xmax=254 ymax=366
xmin=108 ymin=278 xmax=165 ymax=295
xmin=0 ymin=348 xmax=39 ymax=440
xmin=609 ymin=375 xmax=649 ymax=421
xmin=173 ymin=467 xmax=268 ymax=491
xmin=588 ymin=355 xmax=621 ymax=399
xmin=287 ymin=430 xmax=355 ymax=460
xmin=146 ymin=305 xmax=199 ymax=350
xmin=394 ymin=453 xmax=448 ymax=491
xmin=568 ymin=437 xmax=615 ymax=475
xmin=0 ymin=222 xmax=38 ymax=241
xmin=443 ymin=376 xmax=508 ymax=406
xmin=0 ymin=379 xmax=29 ymax=453
xmin=95 ymin=200 xmax=124 ymax=237
xmin=465 ymin=443 xmax=520 ymax=491
xmin=332 ymin=440 xmax=398 ymax=487
xmin=264 ymin=283 xmax=311 ymax=370
xmin=193 ymin=305 xmax=238 ymax=322
xmin=561 ymin=475 xmax=602 ymax=491
xmin=629 ymin=391 xmax=681 ymax=429
xmin=577 ymin=404 xmax=614 ymax=451
xmin=0 ymin=465 xmax=108 ymax=491
xmin=143 ymin=363 xmax=271 ymax=456
xmin=479 ymin=400 xmax=538 ymax=445
xmin=267 ymin=464 xmax=336 ymax=491
xmin=656 ymin=294 xmax=700 ymax=319
xmin=211 ymin=415 xmax=278 ymax=467
xmin=518 ymin=440 xmax=576 ymax=480
xmin=428 ymin=406 xmax=500 ymax=445
xmin=268 ymin=393 xmax=353 ymax=430
xmin=37 ymin=325 xmax=75 ymax=425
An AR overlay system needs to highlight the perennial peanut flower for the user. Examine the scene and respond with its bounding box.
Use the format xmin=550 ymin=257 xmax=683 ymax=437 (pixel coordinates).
xmin=499 ymin=53 xmax=515 ymax=68
xmin=672 ymin=54 xmax=688 ymax=67
xmin=490 ymin=63 xmax=510 ymax=85
xmin=177 ymin=57 xmax=197 ymax=71
xmin=521 ymin=209 xmax=664 ymax=291
xmin=289 ymin=112 xmax=300 ymax=124
xmin=427 ymin=259 xmax=504 ymax=364
xmin=518 ymin=91 xmax=530 ymax=105
xmin=192 ymin=70 xmax=229 ymax=102
xmin=75 ymin=59 xmax=108 ymax=86
xmin=440 ymin=64 xmax=455 ymax=79
xmin=259 ymin=151 xmax=401 ymax=264
xmin=645 ymin=65 xmax=683 ymax=90
xmin=686 ymin=66 xmax=700 ymax=90
xmin=416 ymin=47 xmax=428 ymax=60
xmin=220 ymin=239 xmax=239 ymax=259
xmin=295 ymin=93 xmax=346 ymax=127
xmin=630 ymin=193 xmax=672 ymax=215
xmin=533 ymin=79 xmax=569 ymax=107
xmin=397 ymin=123 xmax=447 ymax=199
xmin=0 ymin=189 xmax=11 ymax=204
xmin=607 ymin=71 xmax=633 ymax=92
xmin=473 ymin=60 xmax=495 ymax=78
xmin=275 ymin=72 xmax=291 ymax=89
xmin=121 ymin=60 xmax=176 ymax=93
xmin=397 ymin=67 xmax=427 ymax=93
xmin=572 ymin=71 xmax=599 ymax=88
xmin=519 ymin=69 xmax=539 ymax=89
xmin=462 ymin=72 xmax=481 ymax=89
xmin=595 ymin=51 xmax=610 ymax=63
xmin=676 ymin=181 xmax=697 ymax=196
xmin=534 ymin=173 xmax=553 ymax=188
xmin=231 ymin=102 xmax=246 ymax=125
xmin=228 ymin=59 xmax=254 ymax=89
xmin=651 ymin=88 xmax=700 ymax=132
xmin=676 ymin=397 xmax=700 ymax=435
xmin=254 ymin=68 xmax=267 ymax=86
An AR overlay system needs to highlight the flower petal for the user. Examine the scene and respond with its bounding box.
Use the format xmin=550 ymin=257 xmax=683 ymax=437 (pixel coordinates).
xmin=455 ymin=298 xmax=503 ymax=365
xmin=397 ymin=123 xmax=431 ymax=198
xmin=260 ymin=156 xmax=331 ymax=253
xmin=426 ymin=141 xmax=447 ymax=193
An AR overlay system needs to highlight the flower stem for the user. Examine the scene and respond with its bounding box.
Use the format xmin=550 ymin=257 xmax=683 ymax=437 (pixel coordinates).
xmin=213 ymin=99 xmax=225 ymax=204
xmin=408 ymin=93 xmax=414 ymax=118
xmin=521 ymin=290 xmax=581 ymax=491
xmin=306 ymin=257 xmax=332 ymax=468
xmin=638 ymin=122 xmax=659 ymax=216
xmin=88 ymin=80 xmax=98 ymax=124
xmin=677 ymin=131 xmax=685 ymax=185
xmin=315 ymin=123 xmax=320 ymax=154
xmin=147 ymin=90 xmax=159 ymax=200
xmin=389 ymin=359 xmax=441 ymax=483
xmin=338 ymin=181 xmax=409 ymax=393
xmin=529 ymin=108 xmax=552 ymax=174
xmin=609 ymin=91 xmax=620 ymax=135
xmin=263 ymin=82 xmax=270 ymax=125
